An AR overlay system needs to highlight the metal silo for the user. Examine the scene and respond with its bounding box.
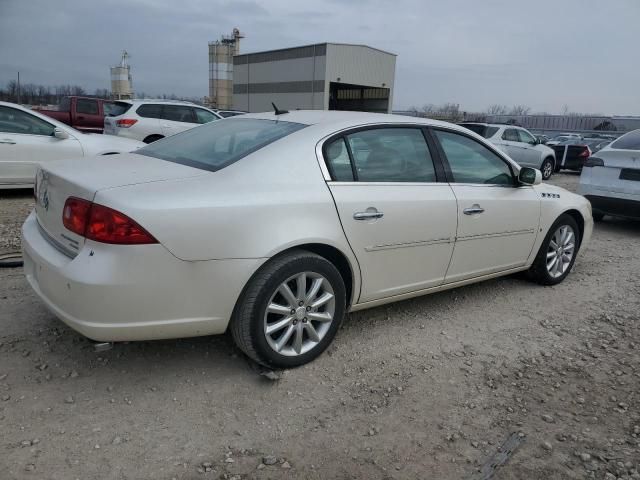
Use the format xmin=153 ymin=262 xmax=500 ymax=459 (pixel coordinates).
xmin=110 ymin=51 xmax=133 ymax=100
xmin=208 ymin=28 xmax=243 ymax=109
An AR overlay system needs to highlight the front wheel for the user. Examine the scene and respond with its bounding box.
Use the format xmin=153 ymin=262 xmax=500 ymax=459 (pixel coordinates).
xmin=230 ymin=250 xmax=346 ymax=368
xmin=527 ymin=214 xmax=580 ymax=285
xmin=541 ymin=157 xmax=555 ymax=180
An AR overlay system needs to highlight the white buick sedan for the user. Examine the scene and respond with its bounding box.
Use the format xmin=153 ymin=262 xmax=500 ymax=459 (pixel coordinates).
xmin=22 ymin=111 xmax=593 ymax=368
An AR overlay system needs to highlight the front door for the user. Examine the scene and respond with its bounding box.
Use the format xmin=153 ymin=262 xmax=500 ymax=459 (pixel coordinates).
xmin=0 ymin=106 xmax=83 ymax=186
xmin=515 ymin=128 xmax=543 ymax=168
xmin=160 ymin=105 xmax=198 ymax=137
xmin=323 ymin=126 xmax=458 ymax=303
xmin=431 ymin=128 xmax=541 ymax=283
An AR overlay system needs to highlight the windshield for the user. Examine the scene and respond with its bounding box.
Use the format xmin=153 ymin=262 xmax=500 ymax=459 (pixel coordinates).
xmin=611 ymin=129 xmax=640 ymax=150
xmin=459 ymin=124 xmax=499 ymax=138
xmin=105 ymin=101 xmax=132 ymax=117
xmin=137 ymin=118 xmax=306 ymax=172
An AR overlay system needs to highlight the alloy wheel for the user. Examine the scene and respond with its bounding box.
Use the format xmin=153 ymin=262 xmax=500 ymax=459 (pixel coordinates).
xmin=542 ymin=161 xmax=553 ymax=179
xmin=263 ymin=272 xmax=336 ymax=356
xmin=546 ymin=225 xmax=576 ymax=278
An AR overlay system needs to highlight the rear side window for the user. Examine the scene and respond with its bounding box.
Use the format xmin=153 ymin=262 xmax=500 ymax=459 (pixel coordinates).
xmin=105 ymin=101 xmax=131 ymax=117
xmin=137 ymin=118 xmax=306 ymax=172
xmin=325 ymin=128 xmax=437 ymax=182
xmin=459 ymin=124 xmax=499 ymax=139
xmin=76 ymin=99 xmax=99 ymax=115
xmin=611 ymin=130 xmax=640 ymax=150
xmin=162 ymin=105 xmax=195 ymax=123
xmin=59 ymin=97 xmax=71 ymax=112
xmin=136 ymin=104 xmax=162 ymax=119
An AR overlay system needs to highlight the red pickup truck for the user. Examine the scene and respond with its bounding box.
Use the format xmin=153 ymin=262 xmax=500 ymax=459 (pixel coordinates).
xmin=36 ymin=96 xmax=125 ymax=134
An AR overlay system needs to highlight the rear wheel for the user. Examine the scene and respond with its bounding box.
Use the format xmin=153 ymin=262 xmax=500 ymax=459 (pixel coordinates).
xmin=143 ymin=134 xmax=164 ymax=144
xmin=231 ymin=250 xmax=346 ymax=368
xmin=528 ymin=214 xmax=580 ymax=285
xmin=541 ymin=157 xmax=555 ymax=180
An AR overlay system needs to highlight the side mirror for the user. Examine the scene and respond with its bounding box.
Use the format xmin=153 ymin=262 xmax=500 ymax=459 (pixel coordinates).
xmin=519 ymin=167 xmax=542 ymax=186
xmin=53 ymin=128 xmax=69 ymax=140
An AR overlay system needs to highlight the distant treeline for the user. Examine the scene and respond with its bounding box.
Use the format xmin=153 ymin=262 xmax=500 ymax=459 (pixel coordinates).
xmin=0 ymin=81 xmax=203 ymax=106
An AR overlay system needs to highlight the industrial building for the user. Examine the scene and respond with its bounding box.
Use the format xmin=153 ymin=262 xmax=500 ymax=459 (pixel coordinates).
xmin=207 ymin=28 xmax=244 ymax=109
xmin=110 ymin=51 xmax=133 ymax=100
xmin=233 ymin=43 xmax=396 ymax=113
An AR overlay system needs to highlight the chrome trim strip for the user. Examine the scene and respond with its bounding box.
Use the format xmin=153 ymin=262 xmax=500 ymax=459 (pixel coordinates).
xmin=365 ymin=237 xmax=452 ymax=252
xmin=36 ymin=219 xmax=77 ymax=259
xmin=456 ymin=228 xmax=535 ymax=242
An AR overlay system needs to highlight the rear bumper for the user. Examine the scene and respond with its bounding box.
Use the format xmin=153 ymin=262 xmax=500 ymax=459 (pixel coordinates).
xmin=22 ymin=211 xmax=264 ymax=341
xmin=584 ymin=195 xmax=640 ymax=219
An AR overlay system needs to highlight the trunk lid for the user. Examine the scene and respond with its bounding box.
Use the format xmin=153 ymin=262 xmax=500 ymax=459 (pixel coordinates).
xmin=34 ymin=153 xmax=206 ymax=257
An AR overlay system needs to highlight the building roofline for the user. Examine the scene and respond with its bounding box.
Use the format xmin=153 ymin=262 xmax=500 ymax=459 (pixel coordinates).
xmin=234 ymin=42 xmax=396 ymax=58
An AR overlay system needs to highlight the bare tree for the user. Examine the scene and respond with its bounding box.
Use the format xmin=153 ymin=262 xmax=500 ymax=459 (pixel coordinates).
xmin=508 ymin=105 xmax=531 ymax=116
xmin=486 ymin=104 xmax=508 ymax=115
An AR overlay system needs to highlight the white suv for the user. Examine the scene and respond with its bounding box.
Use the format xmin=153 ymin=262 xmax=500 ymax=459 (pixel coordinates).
xmin=104 ymin=100 xmax=223 ymax=143
xmin=459 ymin=123 xmax=557 ymax=180
xmin=578 ymin=129 xmax=640 ymax=221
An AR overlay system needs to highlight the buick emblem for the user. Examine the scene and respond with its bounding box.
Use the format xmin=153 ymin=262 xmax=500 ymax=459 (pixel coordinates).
xmin=37 ymin=171 xmax=50 ymax=211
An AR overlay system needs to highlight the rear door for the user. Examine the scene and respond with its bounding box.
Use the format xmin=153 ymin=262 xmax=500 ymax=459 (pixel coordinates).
xmin=0 ymin=106 xmax=83 ymax=186
xmin=74 ymin=98 xmax=103 ymax=132
xmin=323 ymin=126 xmax=458 ymax=303
xmin=160 ymin=105 xmax=199 ymax=137
xmin=431 ymin=128 xmax=540 ymax=283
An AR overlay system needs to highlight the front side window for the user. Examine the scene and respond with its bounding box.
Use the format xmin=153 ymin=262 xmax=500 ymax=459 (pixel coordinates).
xmin=326 ymin=128 xmax=436 ymax=182
xmin=502 ymin=129 xmax=519 ymax=142
xmin=76 ymin=99 xmax=99 ymax=115
xmin=193 ymin=108 xmax=218 ymax=124
xmin=162 ymin=105 xmax=195 ymax=123
xmin=517 ymin=129 xmax=536 ymax=144
xmin=434 ymin=129 xmax=514 ymax=185
xmin=137 ymin=118 xmax=306 ymax=172
xmin=0 ymin=107 xmax=55 ymax=136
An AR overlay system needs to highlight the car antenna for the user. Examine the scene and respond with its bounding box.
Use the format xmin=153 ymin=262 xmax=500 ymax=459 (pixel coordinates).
xmin=272 ymin=102 xmax=289 ymax=115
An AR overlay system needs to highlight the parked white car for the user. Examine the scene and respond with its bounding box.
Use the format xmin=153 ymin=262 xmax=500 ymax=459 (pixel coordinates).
xmin=459 ymin=123 xmax=557 ymax=180
xmin=578 ymin=129 xmax=640 ymax=221
xmin=22 ymin=111 xmax=592 ymax=368
xmin=0 ymin=102 xmax=144 ymax=189
xmin=104 ymin=100 xmax=223 ymax=143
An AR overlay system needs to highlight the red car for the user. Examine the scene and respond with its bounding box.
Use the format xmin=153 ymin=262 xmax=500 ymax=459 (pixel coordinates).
xmin=36 ymin=96 xmax=124 ymax=134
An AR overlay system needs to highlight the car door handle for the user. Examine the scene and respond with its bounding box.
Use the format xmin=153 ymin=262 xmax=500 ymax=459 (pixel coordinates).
xmin=463 ymin=204 xmax=485 ymax=215
xmin=0 ymin=139 xmax=16 ymax=145
xmin=353 ymin=210 xmax=384 ymax=220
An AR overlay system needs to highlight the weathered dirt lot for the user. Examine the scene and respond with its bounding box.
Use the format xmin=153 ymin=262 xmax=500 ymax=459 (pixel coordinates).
xmin=1 ymin=174 xmax=639 ymax=480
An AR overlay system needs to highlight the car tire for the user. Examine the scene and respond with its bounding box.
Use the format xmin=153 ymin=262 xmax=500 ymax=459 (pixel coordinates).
xmin=527 ymin=213 xmax=580 ymax=286
xmin=230 ymin=250 xmax=347 ymax=368
xmin=143 ymin=134 xmax=164 ymax=144
xmin=592 ymin=211 xmax=605 ymax=222
xmin=541 ymin=157 xmax=555 ymax=180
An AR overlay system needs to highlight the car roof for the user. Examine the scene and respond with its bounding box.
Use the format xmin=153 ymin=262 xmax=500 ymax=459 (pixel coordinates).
xmin=239 ymin=110 xmax=465 ymax=129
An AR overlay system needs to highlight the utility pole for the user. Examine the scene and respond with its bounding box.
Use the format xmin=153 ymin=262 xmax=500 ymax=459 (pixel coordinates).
xmin=17 ymin=71 xmax=21 ymax=104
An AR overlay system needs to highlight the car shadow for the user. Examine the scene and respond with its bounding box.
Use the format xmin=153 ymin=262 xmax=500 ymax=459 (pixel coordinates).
xmin=595 ymin=216 xmax=640 ymax=235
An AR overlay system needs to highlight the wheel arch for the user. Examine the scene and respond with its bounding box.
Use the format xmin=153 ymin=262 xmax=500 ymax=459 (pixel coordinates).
xmin=272 ymin=243 xmax=357 ymax=308
xmin=562 ymin=209 xmax=585 ymax=249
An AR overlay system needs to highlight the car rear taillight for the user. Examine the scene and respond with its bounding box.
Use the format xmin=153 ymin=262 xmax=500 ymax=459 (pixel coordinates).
xmin=63 ymin=197 xmax=92 ymax=236
xmin=116 ymin=118 xmax=138 ymax=128
xmin=578 ymin=146 xmax=591 ymax=158
xmin=62 ymin=198 xmax=157 ymax=245
xmin=584 ymin=157 xmax=604 ymax=167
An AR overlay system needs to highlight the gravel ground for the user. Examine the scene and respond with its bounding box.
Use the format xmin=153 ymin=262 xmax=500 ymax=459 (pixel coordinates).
xmin=1 ymin=174 xmax=639 ymax=479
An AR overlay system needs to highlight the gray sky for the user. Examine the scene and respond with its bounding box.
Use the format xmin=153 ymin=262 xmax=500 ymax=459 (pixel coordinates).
xmin=1 ymin=0 xmax=638 ymax=115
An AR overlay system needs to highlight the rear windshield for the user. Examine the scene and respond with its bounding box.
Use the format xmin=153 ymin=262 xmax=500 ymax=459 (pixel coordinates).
xmin=459 ymin=124 xmax=499 ymax=138
xmin=611 ymin=130 xmax=640 ymax=150
xmin=105 ymin=101 xmax=132 ymax=117
xmin=137 ymin=118 xmax=306 ymax=172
